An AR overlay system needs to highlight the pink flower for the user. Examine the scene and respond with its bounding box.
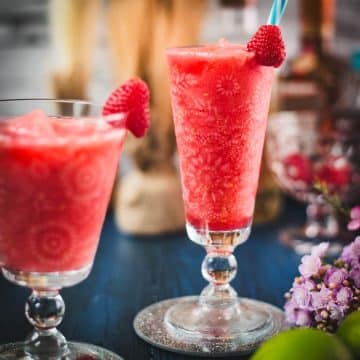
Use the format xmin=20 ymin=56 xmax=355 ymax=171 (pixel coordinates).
xmin=311 ymin=287 xmax=332 ymax=309
xmin=328 ymin=303 xmax=346 ymax=321
xmin=349 ymin=266 xmax=360 ymax=288
xmin=324 ymin=268 xmax=348 ymax=287
xmin=311 ymin=242 xmax=329 ymax=258
xmin=335 ymin=287 xmax=353 ymax=306
xmin=284 ymin=300 xmax=297 ymax=324
xmin=293 ymin=285 xmax=311 ymax=308
xmin=284 ymin=236 xmax=360 ymax=330
xmin=353 ymin=236 xmax=360 ymax=257
xmin=348 ymin=206 xmax=360 ymax=231
xmin=351 ymin=206 xmax=360 ymax=218
xmin=296 ymin=310 xmax=312 ymax=326
xmin=341 ymin=236 xmax=360 ymax=266
xmin=303 ymin=279 xmax=316 ymax=290
xmin=342 ymin=244 xmax=352 ymax=262
xmin=299 ymin=255 xmax=321 ymax=278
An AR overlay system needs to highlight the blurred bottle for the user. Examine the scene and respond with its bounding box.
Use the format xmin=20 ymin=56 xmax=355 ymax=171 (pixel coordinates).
xmin=269 ymin=0 xmax=345 ymax=182
xmin=275 ymin=0 xmax=344 ymax=119
xmin=333 ymin=50 xmax=360 ymax=203
xmin=265 ymin=0 xmax=347 ymax=224
xmin=219 ymin=0 xmax=258 ymax=43
xmin=336 ymin=50 xmax=360 ymax=112
xmin=334 ymin=1 xmax=360 ymax=58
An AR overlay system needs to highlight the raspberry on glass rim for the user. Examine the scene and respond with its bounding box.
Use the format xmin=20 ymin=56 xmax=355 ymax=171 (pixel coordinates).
xmin=103 ymin=77 xmax=150 ymax=137
xmin=247 ymin=24 xmax=286 ymax=68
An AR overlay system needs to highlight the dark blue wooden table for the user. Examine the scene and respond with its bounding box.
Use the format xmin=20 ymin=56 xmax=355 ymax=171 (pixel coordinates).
xmin=0 ymin=199 xmax=304 ymax=360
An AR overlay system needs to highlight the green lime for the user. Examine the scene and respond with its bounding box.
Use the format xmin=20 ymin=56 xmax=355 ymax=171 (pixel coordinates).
xmin=337 ymin=311 xmax=360 ymax=358
xmin=251 ymin=328 xmax=353 ymax=360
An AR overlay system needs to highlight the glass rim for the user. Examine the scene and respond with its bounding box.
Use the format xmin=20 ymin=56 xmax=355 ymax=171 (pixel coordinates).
xmin=0 ymin=98 xmax=127 ymax=147
xmin=165 ymin=43 xmax=248 ymax=58
xmin=166 ymin=44 xmax=204 ymax=50
xmin=0 ymin=97 xmax=103 ymax=109
xmin=0 ymin=97 xmax=128 ymax=122
xmin=166 ymin=45 xmax=205 ymax=54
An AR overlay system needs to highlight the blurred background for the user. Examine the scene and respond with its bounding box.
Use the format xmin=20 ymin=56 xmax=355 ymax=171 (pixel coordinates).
xmin=0 ymin=0 xmax=358 ymax=100
xmin=0 ymin=0 xmax=293 ymax=100
xmin=0 ymin=0 xmax=359 ymax=252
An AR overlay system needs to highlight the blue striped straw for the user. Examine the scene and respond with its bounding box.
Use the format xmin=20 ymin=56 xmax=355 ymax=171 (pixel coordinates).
xmin=267 ymin=0 xmax=288 ymax=25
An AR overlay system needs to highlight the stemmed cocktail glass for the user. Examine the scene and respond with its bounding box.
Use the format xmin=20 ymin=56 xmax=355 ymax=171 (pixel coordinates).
xmin=134 ymin=43 xmax=285 ymax=356
xmin=0 ymin=99 xmax=125 ymax=359
xmin=267 ymin=111 xmax=359 ymax=255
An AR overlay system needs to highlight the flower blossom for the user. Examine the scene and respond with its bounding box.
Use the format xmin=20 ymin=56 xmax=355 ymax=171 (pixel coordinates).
xmin=285 ymin=238 xmax=360 ymax=332
xmin=324 ymin=268 xmax=347 ymax=287
xmin=348 ymin=206 xmax=360 ymax=231
xmin=311 ymin=242 xmax=329 ymax=258
xmin=298 ymin=255 xmax=321 ymax=278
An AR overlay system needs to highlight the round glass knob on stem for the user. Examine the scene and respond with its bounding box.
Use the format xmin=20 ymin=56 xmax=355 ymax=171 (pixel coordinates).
xmin=24 ymin=290 xmax=68 ymax=358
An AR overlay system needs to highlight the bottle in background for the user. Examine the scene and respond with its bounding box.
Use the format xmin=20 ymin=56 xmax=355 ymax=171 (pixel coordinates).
xmin=219 ymin=0 xmax=258 ymax=43
xmin=266 ymin=0 xmax=351 ymax=233
xmin=275 ymin=0 xmax=344 ymax=119
xmin=333 ymin=50 xmax=360 ymax=204
xmin=336 ymin=50 xmax=360 ymax=112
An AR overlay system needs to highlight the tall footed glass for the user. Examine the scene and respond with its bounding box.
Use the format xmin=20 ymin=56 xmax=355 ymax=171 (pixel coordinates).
xmin=134 ymin=43 xmax=285 ymax=355
xmin=0 ymin=99 xmax=125 ymax=359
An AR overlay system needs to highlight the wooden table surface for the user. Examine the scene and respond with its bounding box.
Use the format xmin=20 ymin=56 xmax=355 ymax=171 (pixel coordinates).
xmin=0 ymin=199 xmax=304 ymax=360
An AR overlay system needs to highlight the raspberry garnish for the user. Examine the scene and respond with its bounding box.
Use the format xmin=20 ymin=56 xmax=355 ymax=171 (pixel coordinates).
xmin=103 ymin=78 xmax=150 ymax=137
xmin=247 ymin=25 xmax=286 ymax=68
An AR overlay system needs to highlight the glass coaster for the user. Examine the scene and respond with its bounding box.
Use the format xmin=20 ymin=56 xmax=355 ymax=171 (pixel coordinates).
xmin=134 ymin=296 xmax=286 ymax=357
xmin=0 ymin=341 xmax=123 ymax=359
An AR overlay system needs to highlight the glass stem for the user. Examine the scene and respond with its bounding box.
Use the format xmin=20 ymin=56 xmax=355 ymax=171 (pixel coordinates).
xmin=200 ymin=248 xmax=238 ymax=308
xmin=24 ymin=289 xmax=69 ymax=358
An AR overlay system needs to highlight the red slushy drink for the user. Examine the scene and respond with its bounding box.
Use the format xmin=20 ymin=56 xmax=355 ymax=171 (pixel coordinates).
xmin=167 ymin=41 xmax=274 ymax=231
xmin=0 ymin=110 xmax=125 ymax=272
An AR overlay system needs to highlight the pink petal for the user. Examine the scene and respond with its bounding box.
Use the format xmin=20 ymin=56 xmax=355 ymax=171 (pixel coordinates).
xmin=311 ymin=242 xmax=329 ymax=258
xmin=348 ymin=219 xmax=360 ymax=231
xmin=296 ymin=310 xmax=312 ymax=326
xmin=350 ymin=206 xmax=360 ymax=220
xmin=299 ymin=255 xmax=321 ymax=278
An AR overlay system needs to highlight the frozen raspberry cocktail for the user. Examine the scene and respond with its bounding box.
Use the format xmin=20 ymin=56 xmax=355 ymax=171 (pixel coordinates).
xmin=167 ymin=42 xmax=274 ymax=231
xmin=0 ymin=81 xmax=150 ymax=360
xmin=134 ymin=27 xmax=286 ymax=355
xmin=0 ymin=110 xmax=124 ymax=274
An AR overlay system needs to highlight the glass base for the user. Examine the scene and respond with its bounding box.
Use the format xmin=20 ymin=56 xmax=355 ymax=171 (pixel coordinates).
xmin=0 ymin=341 xmax=123 ymax=359
xmin=2 ymin=264 xmax=92 ymax=289
xmin=165 ymin=297 xmax=272 ymax=342
xmin=134 ymin=296 xmax=285 ymax=356
xmin=280 ymin=227 xmax=343 ymax=256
